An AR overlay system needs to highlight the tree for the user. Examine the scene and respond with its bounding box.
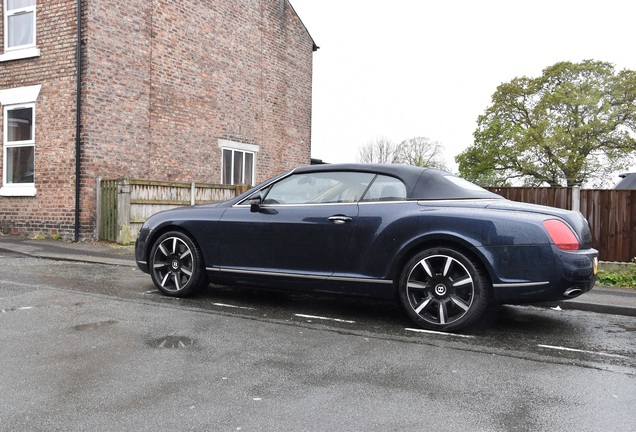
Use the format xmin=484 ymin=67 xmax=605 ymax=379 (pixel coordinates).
xmin=456 ymin=60 xmax=636 ymax=187
xmin=357 ymin=137 xmax=398 ymax=163
xmin=396 ymin=137 xmax=448 ymax=170
xmin=358 ymin=136 xmax=448 ymax=170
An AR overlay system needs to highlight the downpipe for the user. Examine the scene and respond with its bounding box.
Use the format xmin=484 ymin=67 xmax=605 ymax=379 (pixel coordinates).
xmin=74 ymin=0 xmax=82 ymax=242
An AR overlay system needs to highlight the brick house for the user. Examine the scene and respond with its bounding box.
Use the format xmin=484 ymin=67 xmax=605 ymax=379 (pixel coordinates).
xmin=0 ymin=0 xmax=316 ymax=240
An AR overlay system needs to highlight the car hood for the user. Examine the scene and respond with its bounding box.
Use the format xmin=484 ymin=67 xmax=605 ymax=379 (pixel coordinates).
xmin=160 ymin=202 xmax=222 ymax=214
xmin=142 ymin=202 xmax=223 ymax=226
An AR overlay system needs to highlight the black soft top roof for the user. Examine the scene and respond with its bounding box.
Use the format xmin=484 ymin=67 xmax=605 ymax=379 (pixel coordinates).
xmin=293 ymin=163 xmax=502 ymax=200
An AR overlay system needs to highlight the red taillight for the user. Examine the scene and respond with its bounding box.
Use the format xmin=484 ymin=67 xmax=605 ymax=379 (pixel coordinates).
xmin=543 ymin=220 xmax=579 ymax=250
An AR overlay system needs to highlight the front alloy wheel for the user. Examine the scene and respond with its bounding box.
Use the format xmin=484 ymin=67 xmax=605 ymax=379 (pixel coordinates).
xmin=150 ymin=231 xmax=208 ymax=296
xmin=398 ymin=248 xmax=490 ymax=331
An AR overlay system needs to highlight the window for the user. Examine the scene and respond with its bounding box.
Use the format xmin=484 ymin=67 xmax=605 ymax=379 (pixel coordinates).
xmin=219 ymin=140 xmax=259 ymax=186
xmin=223 ymin=148 xmax=254 ymax=185
xmin=5 ymin=105 xmax=34 ymax=182
xmin=0 ymin=84 xmax=40 ymax=196
xmin=262 ymin=172 xmax=376 ymax=205
xmin=361 ymin=175 xmax=407 ymax=201
xmin=1 ymin=0 xmax=39 ymax=62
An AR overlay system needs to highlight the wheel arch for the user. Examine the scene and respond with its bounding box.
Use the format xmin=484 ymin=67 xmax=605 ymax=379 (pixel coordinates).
xmin=390 ymin=233 xmax=495 ymax=297
xmin=144 ymin=223 xmax=206 ymax=267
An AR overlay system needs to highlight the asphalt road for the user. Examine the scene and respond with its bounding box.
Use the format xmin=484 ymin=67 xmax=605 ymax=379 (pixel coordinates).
xmin=1 ymin=253 xmax=635 ymax=431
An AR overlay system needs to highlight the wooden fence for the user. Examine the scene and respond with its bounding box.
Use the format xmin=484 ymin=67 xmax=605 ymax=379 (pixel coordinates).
xmin=487 ymin=187 xmax=636 ymax=262
xmin=99 ymin=180 xmax=635 ymax=261
xmin=99 ymin=178 xmax=250 ymax=244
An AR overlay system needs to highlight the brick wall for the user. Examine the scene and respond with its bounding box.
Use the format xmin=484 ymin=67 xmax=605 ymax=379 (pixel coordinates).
xmin=0 ymin=0 xmax=314 ymax=240
xmin=0 ymin=0 xmax=79 ymax=238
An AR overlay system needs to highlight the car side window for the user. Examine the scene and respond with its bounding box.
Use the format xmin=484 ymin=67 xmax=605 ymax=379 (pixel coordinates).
xmin=263 ymin=171 xmax=375 ymax=204
xmin=361 ymin=175 xmax=407 ymax=202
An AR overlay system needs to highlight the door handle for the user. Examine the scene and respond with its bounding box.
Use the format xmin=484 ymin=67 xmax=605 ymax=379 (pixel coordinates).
xmin=328 ymin=215 xmax=352 ymax=224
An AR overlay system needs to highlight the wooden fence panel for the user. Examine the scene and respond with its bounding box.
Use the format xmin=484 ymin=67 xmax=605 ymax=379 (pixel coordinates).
xmin=99 ymin=178 xmax=249 ymax=244
xmin=487 ymin=187 xmax=636 ymax=262
xmin=579 ymin=190 xmax=635 ymax=263
xmin=488 ymin=187 xmax=572 ymax=210
xmin=194 ymin=183 xmax=240 ymax=203
xmin=100 ymin=179 xmax=118 ymax=242
xmin=102 ymin=181 xmax=634 ymax=259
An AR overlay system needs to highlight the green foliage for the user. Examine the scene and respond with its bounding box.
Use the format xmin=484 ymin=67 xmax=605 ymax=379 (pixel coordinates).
xmin=597 ymin=259 xmax=636 ymax=288
xmin=597 ymin=269 xmax=636 ymax=288
xmin=457 ymin=60 xmax=636 ymax=187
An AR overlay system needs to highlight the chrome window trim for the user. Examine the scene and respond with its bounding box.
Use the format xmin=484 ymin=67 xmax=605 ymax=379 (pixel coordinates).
xmin=232 ymin=201 xmax=363 ymax=208
xmin=359 ymin=200 xmax=411 ymax=205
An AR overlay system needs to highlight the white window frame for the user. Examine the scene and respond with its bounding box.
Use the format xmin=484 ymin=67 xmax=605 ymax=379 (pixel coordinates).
xmin=219 ymin=139 xmax=259 ymax=186
xmin=0 ymin=84 xmax=40 ymax=197
xmin=0 ymin=0 xmax=40 ymax=62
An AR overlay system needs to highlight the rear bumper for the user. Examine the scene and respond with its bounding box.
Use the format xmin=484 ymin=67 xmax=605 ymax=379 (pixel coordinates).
xmin=488 ymin=247 xmax=598 ymax=304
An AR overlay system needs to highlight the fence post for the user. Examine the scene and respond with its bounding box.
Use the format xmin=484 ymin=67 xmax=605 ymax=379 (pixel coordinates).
xmin=117 ymin=178 xmax=132 ymax=245
xmin=235 ymin=184 xmax=250 ymax=196
xmin=571 ymin=186 xmax=580 ymax=213
xmin=191 ymin=182 xmax=196 ymax=205
xmin=96 ymin=176 xmax=102 ymax=240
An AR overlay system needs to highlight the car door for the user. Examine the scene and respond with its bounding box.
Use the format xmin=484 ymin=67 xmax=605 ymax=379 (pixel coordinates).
xmin=217 ymin=171 xmax=376 ymax=278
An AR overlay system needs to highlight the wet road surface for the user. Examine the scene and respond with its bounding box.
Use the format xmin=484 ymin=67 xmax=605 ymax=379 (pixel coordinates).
xmin=1 ymin=254 xmax=635 ymax=431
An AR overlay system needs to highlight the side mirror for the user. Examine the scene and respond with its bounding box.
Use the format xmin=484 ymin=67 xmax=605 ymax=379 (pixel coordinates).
xmin=248 ymin=192 xmax=263 ymax=212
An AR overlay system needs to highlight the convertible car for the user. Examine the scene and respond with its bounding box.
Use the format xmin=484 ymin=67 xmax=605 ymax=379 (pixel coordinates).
xmin=135 ymin=164 xmax=598 ymax=331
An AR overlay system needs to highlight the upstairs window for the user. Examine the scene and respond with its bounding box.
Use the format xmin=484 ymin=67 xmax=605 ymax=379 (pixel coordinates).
xmin=4 ymin=0 xmax=36 ymax=51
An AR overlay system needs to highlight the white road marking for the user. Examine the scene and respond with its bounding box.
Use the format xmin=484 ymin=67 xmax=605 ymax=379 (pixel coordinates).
xmin=294 ymin=313 xmax=355 ymax=324
xmin=1 ymin=306 xmax=33 ymax=313
xmin=405 ymin=328 xmax=475 ymax=338
xmin=537 ymin=344 xmax=629 ymax=359
xmin=212 ymin=302 xmax=256 ymax=310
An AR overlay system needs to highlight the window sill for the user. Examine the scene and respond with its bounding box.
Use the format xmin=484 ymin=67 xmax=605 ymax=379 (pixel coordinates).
xmin=0 ymin=47 xmax=41 ymax=63
xmin=0 ymin=186 xmax=37 ymax=197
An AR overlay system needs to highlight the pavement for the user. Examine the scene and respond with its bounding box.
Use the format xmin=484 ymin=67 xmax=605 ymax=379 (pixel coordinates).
xmin=0 ymin=235 xmax=635 ymax=318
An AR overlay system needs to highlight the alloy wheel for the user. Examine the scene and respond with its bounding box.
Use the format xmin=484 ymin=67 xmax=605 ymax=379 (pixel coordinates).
xmin=151 ymin=236 xmax=195 ymax=293
xmin=405 ymin=254 xmax=475 ymax=326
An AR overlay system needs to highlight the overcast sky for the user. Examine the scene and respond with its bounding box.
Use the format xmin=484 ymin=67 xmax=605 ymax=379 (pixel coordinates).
xmin=290 ymin=0 xmax=636 ymax=176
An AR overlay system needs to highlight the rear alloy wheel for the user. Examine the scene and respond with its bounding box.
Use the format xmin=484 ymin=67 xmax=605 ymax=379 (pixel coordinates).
xmin=149 ymin=231 xmax=208 ymax=297
xmin=398 ymin=247 xmax=489 ymax=331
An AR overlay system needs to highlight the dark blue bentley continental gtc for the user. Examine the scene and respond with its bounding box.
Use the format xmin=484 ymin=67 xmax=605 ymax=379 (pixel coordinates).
xmin=135 ymin=164 xmax=598 ymax=331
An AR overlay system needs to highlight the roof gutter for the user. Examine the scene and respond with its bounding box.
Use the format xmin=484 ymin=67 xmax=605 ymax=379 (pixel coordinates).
xmin=74 ymin=0 xmax=82 ymax=242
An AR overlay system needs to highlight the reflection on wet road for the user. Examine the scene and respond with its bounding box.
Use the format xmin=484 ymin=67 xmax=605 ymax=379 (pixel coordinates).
xmin=2 ymin=254 xmax=634 ymax=373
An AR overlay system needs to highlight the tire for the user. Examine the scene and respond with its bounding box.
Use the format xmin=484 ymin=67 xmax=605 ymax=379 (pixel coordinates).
xmin=398 ymin=247 xmax=490 ymax=332
xmin=149 ymin=231 xmax=208 ymax=297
